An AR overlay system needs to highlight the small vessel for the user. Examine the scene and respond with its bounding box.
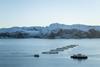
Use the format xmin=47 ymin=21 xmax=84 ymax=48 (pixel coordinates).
xmin=70 ymin=54 xmax=88 ymax=59
xmin=34 ymin=54 xmax=40 ymax=58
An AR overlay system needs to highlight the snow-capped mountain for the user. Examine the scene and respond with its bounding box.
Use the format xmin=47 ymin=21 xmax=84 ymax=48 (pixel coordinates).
xmin=0 ymin=23 xmax=100 ymax=39
xmin=47 ymin=23 xmax=100 ymax=31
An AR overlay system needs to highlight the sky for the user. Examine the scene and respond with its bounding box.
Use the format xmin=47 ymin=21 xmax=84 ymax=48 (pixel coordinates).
xmin=0 ymin=0 xmax=100 ymax=28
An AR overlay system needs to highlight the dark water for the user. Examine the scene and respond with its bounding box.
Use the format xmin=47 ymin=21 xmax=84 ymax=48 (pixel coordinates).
xmin=0 ymin=39 xmax=100 ymax=67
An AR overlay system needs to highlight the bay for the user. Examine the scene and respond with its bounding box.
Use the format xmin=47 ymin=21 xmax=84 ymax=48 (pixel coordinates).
xmin=0 ymin=39 xmax=100 ymax=67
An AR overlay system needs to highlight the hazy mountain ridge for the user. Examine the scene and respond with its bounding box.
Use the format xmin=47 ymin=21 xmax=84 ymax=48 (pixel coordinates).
xmin=0 ymin=23 xmax=100 ymax=39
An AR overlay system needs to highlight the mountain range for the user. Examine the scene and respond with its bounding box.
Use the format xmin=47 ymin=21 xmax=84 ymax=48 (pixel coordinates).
xmin=0 ymin=23 xmax=100 ymax=39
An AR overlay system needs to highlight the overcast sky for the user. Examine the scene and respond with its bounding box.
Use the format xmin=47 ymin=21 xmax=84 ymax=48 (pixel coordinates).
xmin=0 ymin=0 xmax=100 ymax=28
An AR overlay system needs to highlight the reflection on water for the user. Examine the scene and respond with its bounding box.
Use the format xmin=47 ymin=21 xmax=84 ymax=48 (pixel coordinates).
xmin=0 ymin=39 xmax=100 ymax=67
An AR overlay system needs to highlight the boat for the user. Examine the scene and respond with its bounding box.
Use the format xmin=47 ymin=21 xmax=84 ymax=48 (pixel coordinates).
xmin=34 ymin=54 xmax=40 ymax=58
xmin=70 ymin=54 xmax=88 ymax=59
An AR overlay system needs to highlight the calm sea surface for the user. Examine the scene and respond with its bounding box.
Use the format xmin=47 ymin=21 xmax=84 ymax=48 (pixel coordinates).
xmin=0 ymin=39 xmax=100 ymax=67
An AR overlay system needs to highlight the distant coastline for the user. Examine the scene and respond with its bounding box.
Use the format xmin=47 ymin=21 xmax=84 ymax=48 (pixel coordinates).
xmin=0 ymin=23 xmax=100 ymax=39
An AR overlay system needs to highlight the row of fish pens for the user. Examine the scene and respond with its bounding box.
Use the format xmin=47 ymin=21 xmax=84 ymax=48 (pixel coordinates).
xmin=42 ymin=44 xmax=78 ymax=54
